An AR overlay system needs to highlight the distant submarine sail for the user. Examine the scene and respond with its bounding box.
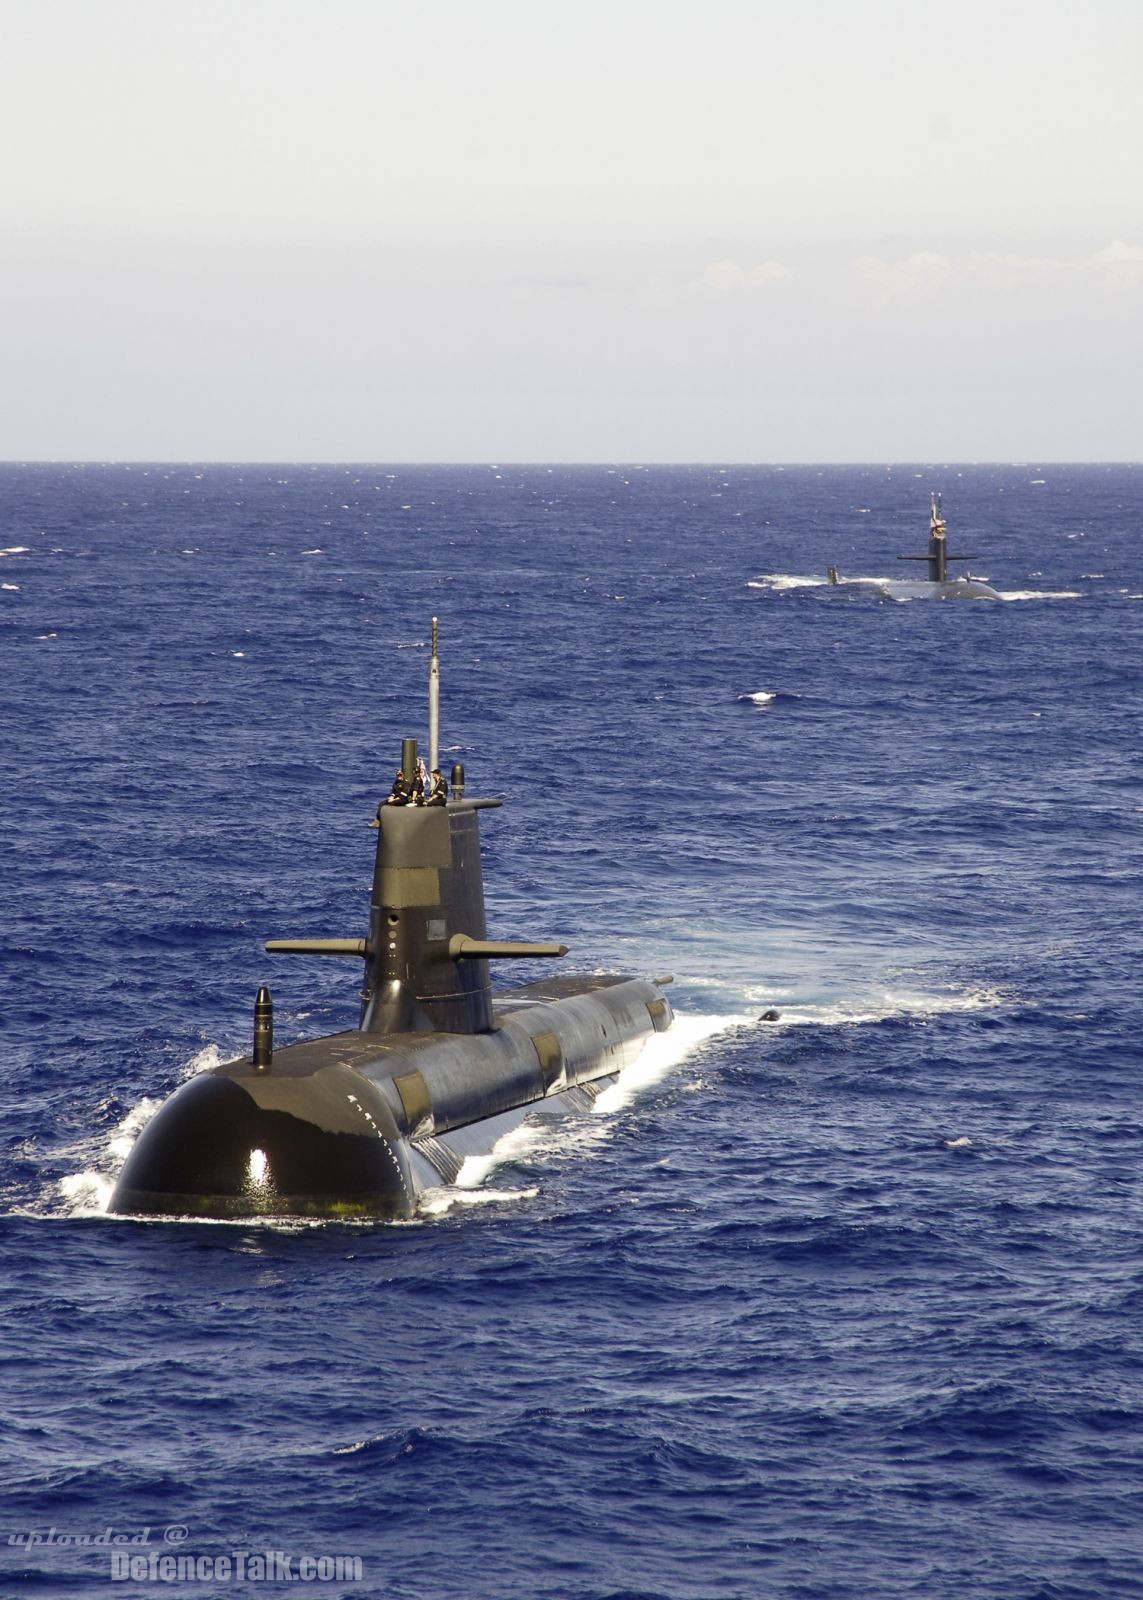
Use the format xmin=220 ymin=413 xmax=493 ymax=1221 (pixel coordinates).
xmin=110 ymin=622 xmax=674 ymax=1220
xmin=896 ymin=492 xmax=999 ymax=593
xmin=826 ymin=494 xmax=1002 ymax=600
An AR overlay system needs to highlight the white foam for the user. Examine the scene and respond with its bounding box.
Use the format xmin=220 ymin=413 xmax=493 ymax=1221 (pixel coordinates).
xmin=740 ymin=981 xmax=1005 ymax=1028
xmin=417 ymin=1184 xmax=539 ymax=1218
xmin=426 ymin=1011 xmax=744 ymax=1206
xmin=998 ymin=590 xmax=1081 ymax=601
xmin=592 ymin=1012 xmax=742 ymax=1114
xmin=739 ymin=689 xmax=776 ymax=705
xmin=451 ymin=1120 xmax=550 ymax=1191
xmin=54 ymin=1041 xmax=226 ymax=1217
xmin=181 ymin=1042 xmax=224 ymax=1079
xmin=0 ymin=545 xmax=29 ymax=555
xmin=58 ymin=1170 xmax=115 ymax=1213
xmin=54 ymin=1095 xmax=163 ymax=1218
xmin=427 ymin=1116 xmax=604 ymax=1206
xmin=747 ymin=574 xmax=827 ymax=591
xmin=111 ymin=1210 xmax=346 ymax=1231
xmin=104 ymin=1097 xmax=163 ymax=1164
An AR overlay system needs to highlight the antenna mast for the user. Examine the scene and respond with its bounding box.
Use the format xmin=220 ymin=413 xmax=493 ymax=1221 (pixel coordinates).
xmin=428 ymin=616 xmax=440 ymax=773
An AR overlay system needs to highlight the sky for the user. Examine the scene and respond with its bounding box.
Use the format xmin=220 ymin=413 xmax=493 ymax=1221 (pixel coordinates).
xmin=1 ymin=0 xmax=1140 ymax=461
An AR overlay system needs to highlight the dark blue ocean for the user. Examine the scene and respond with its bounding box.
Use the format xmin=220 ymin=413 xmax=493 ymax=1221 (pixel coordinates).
xmin=2 ymin=463 xmax=1141 ymax=1599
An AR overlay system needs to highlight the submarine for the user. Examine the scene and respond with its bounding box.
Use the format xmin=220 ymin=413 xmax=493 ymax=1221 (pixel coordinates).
xmin=111 ymin=622 xmax=673 ymax=1221
xmin=827 ymin=495 xmax=1002 ymax=601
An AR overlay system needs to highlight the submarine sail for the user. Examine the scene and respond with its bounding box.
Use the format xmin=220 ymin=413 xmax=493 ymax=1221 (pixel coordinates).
xmin=897 ymin=493 xmax=979 ymax=585
xmin=826 ymin=494 xmax=1001 ymax=600
xmin=111 ymin=623 xmax=673 ymax=1220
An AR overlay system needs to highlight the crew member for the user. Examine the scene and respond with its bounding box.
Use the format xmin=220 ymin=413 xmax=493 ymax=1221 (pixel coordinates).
xmin=426 ymin=768 xmax=448 ymax=806
xmin=385 ymin=769 xmax=411 ymax=806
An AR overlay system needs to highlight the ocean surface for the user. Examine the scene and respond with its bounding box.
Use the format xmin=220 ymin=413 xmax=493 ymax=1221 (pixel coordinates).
xmin=2 ymin=462 xmax=1141 ymax=1599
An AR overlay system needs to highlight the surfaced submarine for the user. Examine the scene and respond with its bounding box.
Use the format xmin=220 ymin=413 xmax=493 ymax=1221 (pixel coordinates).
xmin=111 ymin=623 xmax=673 ymax=1220
xmin=827 ymin=495 xmax=1001 ymax=601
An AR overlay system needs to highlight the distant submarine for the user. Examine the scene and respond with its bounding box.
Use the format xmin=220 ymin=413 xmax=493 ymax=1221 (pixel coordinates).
xmin=827 ymin=495 xmax=1001 ymax=601
xmin=111 ymin=622 xmax=673 ymax=1220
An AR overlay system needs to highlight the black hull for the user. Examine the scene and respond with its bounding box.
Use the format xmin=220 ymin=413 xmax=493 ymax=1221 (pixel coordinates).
xmin=111 ymin=975 xmax=672 ymax=1220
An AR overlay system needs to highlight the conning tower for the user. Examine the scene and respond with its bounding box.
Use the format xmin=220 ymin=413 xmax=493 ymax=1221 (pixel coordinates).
xmin=898 ymin=494 xmax=980 ymax=584
xmin=264 ymin=620 xmax=566 ymax=1034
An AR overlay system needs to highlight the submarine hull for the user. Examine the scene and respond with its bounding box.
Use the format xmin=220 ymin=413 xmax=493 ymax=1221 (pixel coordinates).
xmin=896 ymin=576 xmax=998 ymax=601
xmin=828 ymin=575 xmax=1001 ymax=601
xmin=111 ymin=975 xmax=672 ymax=1220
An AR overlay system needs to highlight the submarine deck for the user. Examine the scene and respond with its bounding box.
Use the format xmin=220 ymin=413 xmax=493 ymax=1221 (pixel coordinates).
xmin=216 ymin=973 xmax=644 ymax=1080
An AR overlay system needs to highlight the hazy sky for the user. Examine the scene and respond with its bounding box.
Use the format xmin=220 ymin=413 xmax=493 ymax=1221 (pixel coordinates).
xmin=2 ymin=0 xmax=1140 ymax=460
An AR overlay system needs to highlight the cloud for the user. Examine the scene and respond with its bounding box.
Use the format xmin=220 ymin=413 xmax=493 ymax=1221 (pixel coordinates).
xmin=967 ymin=241 xmax=1143 ymax=289
xmin=857 ymin=241 xmax=1143 ymax=298
xmin=964 ymin=250 xmax=1064 ymax=288
xmin=852 ymin=251 xmax=953 ymax=299
xmin=701 ymin=258 xmax=792 ymax=291
xmin=1086 ymin=240 xmax=1143 ymax=287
